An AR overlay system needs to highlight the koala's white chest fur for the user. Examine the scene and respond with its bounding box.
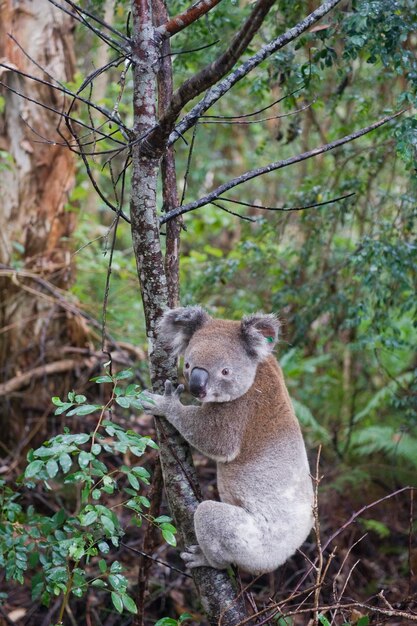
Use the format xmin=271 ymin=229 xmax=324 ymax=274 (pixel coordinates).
xmin=143 ymin=307 xmax=314 ymax=575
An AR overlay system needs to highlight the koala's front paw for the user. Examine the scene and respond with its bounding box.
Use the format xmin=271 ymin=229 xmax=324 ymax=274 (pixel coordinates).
xmin=141 ymin=380 xmax=184 ymax=417
xmin=180 ymin=544 xmax=211 ymax=569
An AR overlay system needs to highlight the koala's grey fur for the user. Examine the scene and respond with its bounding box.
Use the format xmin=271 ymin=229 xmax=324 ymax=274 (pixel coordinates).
xmin=141 ymin=306 xmax=314 ymax=575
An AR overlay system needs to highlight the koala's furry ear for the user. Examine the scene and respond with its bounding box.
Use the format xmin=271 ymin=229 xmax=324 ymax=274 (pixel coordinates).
xmin=158 ymin=306 xmax=211 ymax=356
xmin=241 ymin=313 xmax=280 ymax=361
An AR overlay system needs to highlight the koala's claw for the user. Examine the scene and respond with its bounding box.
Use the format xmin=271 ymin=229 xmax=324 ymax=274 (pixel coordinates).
xmin=180 ymin=544 xmax=211 ymax=569
xmin=164 ymin=380 xmax=184 ymax=398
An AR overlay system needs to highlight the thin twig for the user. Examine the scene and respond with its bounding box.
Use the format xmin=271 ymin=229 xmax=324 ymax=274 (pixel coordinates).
xmin=162 ymin=39 xmax=220 ymax=58
xmin=210 ymin=201 xmax=256 ymax=222
xmin=220 ymin=192 xmax=355 ymax=213
xmin=62 ymin=0 xmax=129 ymax=42
xmin=121 ymin=541 xmax=192 ymax=579
xmin=199 ymin=99 xmax=315 ymax=124
xmin=0 ymin=63 xmax=125 ymax=129
xmin=161 ymin=111 xmax=404 ymax=224
xmin=179 ymin=121 xmax=199 ymax=206
xmin=46 ymin=0 xmax=129 ymax=53
xmin=202 ymin=87 xmax=305 ymax=120
xmin=313 ymin=446 xmax=323 ymax=626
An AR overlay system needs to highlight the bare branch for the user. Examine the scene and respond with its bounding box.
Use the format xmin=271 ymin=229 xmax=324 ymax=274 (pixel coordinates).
xmin=199 ymin=99 xmax=314 ymax=125
xmin=162 ymin=38 xmax=220 ymax=58
xmin=148 ymin=0 xmax=277 ymax=151
xmin=160 ymin=111 xmax=403 ymax=224
xmin=62 ymin=0 xmax=129 ymax=42
xmin=221 ymin=192 xmax=355 ymax=212
xmin=0 ymin=359 xmax=80 ymax=396
xmin=169 ymin=0 xmax=343 ymax=144
xmin=0 ymin=62 xmax=128 ymax=134
xmin=157 ymin=0 xmax=223 ymax=37
xmin=0 ymin=78 xmax=118 ymax=149
xmin=210 ymin=201 xmax=256 ymax=222
xmin=46 ymin=0 xmax=130 ymax=53
xmin=201 ymin=87 xmax=304 ymax=120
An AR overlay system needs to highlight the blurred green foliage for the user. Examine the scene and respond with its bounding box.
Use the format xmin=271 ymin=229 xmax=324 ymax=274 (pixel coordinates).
xmin=71 ymin=0 xmax=417 ymax=487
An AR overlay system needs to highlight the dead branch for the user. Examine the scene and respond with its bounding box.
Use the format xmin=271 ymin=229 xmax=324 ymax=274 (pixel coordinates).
xmin=46 ymin=0 xmax=129 ymax=53
xmin=221 ymin=192 xmax=355 ymax=213
xmin=148 ymin=0 xmax=277 ymax=151
xmin=62 ymin=0 xmax=129 ymax=43
xmin=170 ymin=0 xmax=343 ymax=144
xmin=313 ymin=447 xmax=323 ymax=626
xmin=0 ymin=63 xmax=127 ymax=131
xmin=161 ymin=111 xmax=404 ymax=224
xmin=0 ymin=359 xmax=81 ymax=396
xmin=199 ymin=99 xmax=315 ymax=124
xmin=157 ymin=0 xmax=223 ymax=37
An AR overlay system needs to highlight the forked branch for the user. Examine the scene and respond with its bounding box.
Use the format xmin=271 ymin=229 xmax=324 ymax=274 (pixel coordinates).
xmin=148 ymin=0 xmax=277 ymax=150
xmin=170 ymin=0 xmax=342 ymax=144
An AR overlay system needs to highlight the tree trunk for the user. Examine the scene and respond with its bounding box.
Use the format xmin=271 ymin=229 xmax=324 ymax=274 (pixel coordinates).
xmin=0 ymin=0 xmax=78 ymax=444
xmin=129 ymin=1 xmax=248 ymax=623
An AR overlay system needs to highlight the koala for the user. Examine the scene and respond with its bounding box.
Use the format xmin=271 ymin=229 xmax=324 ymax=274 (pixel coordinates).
xmin=141 ymin=306 xmax=314 ymax=575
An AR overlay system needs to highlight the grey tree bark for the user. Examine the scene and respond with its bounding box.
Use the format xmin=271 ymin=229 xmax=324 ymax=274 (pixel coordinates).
xmin=129 ymin=1 xmax=247 ymax=623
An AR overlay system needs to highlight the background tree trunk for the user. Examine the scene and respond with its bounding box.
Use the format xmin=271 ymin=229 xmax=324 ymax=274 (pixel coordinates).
xmin=0 ymin=0 xmax=78 ymax=445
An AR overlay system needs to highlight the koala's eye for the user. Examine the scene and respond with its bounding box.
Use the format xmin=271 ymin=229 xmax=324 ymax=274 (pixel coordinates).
xmin=221 ymin=368 xmax=230 ymax=376
xmin=185 ymin=362 xmax=190 ymax=369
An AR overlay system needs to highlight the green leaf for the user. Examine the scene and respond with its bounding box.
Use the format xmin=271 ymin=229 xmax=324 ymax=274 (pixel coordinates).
xmin=115 ymin=369 xmax=133 ymax=380
xmin=154 ymin=515 xmax=172 ymax=524
xmin=25 ymin=460 xmax=44 ymax=478
xmin=109 ymin=561 xmax=122 ymax=573
xmin=160 ymin=523 xmax=177 ymax=534
xmin=46 ymin=459 xmax=59 ymax=478
xmin=100 ymin=515 xmax=115 ymax=535
xmin=91 ymin=579 xmax=107 ymax=588
xmin=70 ymin=434 xmax=91 ymax=445
xmin=357 ymin=617 xmax=370 ymax=626
xmin=54 ymin=403 xmax=74 ymax=415
xmin=127 ymin=473 xmax=140 ymax=490
xmin=154 ymin=619 xmax=178 ymax=626
xmin=131 ymin=466 xmax=150 ymax=480
xmin=78 ymin=451 xmax=93 ymax=469
xmin=51 ymin=397 xmax=64 ymax=406
xmin=68 ymin=404 xmax=102 ymax=416
xmin=75 ymin=395 xmax=87 ymax=403
xmin=162 ymin=529 xmax=177 ymax=547
xmin=109 ymin=573 xmax=126 ymax=590
xmin=59 ymin=453 xmax=72 ymax=473
xmin=111 ymin=591 xmax=123 ymax=613
xmin=98 ymin=559 xmax=107 ymax=573
xmin=91 ymin=375 xmax=113 ymax=383
xmin=98 ymin=541 xmax=109 ymax=554
xmin=81 ymin=510 xmax=98 ymax=526
xmin=116 ymin=396 xmax=130 ymax=408
xmin=122 ymin=593 xmax=138 ymax=614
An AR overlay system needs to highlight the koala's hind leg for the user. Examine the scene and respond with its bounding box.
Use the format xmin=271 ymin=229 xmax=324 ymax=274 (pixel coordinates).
xmin=192 ymin=500 xmax=269 ymax=574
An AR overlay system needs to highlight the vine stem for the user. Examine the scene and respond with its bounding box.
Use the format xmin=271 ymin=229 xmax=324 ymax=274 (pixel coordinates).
xmin=57 ymin=561 xmax=79 ymax=625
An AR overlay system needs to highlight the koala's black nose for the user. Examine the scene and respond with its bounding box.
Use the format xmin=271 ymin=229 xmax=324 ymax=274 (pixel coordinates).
xmin=189 ymin=368 xmax=209 ymax=399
